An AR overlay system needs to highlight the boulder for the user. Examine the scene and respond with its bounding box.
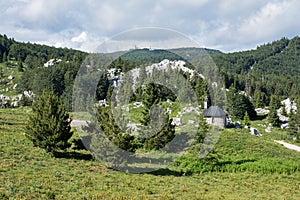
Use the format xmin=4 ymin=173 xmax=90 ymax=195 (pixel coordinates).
xmin=171 ymin=117 xmax=182 ymax=126
xmin=250 ymin=127 xmax=262 ymax=136
xmin=8 ymin=75 xmax=14 ymax=80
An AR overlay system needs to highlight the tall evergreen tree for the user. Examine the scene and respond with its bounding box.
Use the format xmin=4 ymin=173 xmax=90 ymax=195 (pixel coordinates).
xmin=2 ymin=51 xmax=7 ymax=63
xmin=226 ymin=86 xmax=256 ymax=120
xmin=195 ymin=114 xmax=209 ymax=144
xmin=194 ymin=76 xmax=208 ymax=107
xmin=288 ymin=98 xmax=300 ymax=141
xmin=17 ymin=61 xmax=24 ymax=72
xmin=268 ymin=95 xmax=280 ymax=127
xmin=144 ymin=115 xmax=175 ymax=150
xmin=26 ymin=89 xmax=73 ymax=153
xmin=140 ymin=83 xmax=159 ymax=126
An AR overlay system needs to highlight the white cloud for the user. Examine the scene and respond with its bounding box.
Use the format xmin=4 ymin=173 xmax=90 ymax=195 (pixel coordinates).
xmin=236 ymin=0 xmax=300 ymax=47
xmin=71 ymin=32 xmax=88 ymax=43
xmin=0 ymin=0 xmax=299 ymax=52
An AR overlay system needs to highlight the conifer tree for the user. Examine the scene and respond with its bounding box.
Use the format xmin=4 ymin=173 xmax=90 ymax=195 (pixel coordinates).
xmin=226 ymin=86 xmax=256 ymax=120
xmin=2 ymin=51 xmax=7 ymax=63
xmin=288 ymin=99 xmax=300 ymax=141
xmin=17 ymin=61 xmax=24 ymax=72
xmin=140 ymin=83 xmax=158 ymax=126
xmin=194 ymin=76 xmax=208 ymax=107
xmin=195 ymin=114 xmax=209 ymax=144
xmin=26 ymin=89 xmax=73 ymax=153
xmin=144 ymin=115 xmax=175 ymax=150
xmin=268 ymin=95 xmax=280 ymax=127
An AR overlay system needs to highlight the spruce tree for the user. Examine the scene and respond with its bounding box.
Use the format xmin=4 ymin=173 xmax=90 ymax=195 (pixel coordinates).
xmin=17 ymin=61 xmax=24 ymax=72
xmin=195 ymin=114 xmax=209 ymax=144
xmin=288 ymin=98 xmax=300 ymax=141
xmin=140 ymin=83 xmax=158 ymax=126
xmin=2 ymin=51 xmax=7 ymax=63
xmin=194 ymin=76 xmax=208 ymax=107
xmin=144 ymin=116 xmax=175 ymax=150
xmin=226 ymin=86 xmax=256 ymax=120
xmin=26 ymin=89 xmax=73 ymax=153
xmin=268 ymin=95 xmax=280 ymax=127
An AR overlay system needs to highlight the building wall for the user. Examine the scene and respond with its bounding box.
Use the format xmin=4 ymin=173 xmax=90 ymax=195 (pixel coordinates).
xmin=205 ymin=117 xmax=226 ymax=128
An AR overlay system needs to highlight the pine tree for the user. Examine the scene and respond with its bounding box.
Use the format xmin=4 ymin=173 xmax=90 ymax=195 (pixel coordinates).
xmin=144 ymin=116 xmax=175 ymax=150
xmin=26 ymin=89 xmax=73 ymax=153
xmin=2 ymin=51 xmax=7 ymax=63
xmin=226 ymin=86 xmax=256 ymax=120
xmin=268 ymin=95 xmax=280 ymax=127
xmin=254 ymin=88 xmax=265 ymax=108
xmin=195 ymin=114 xmax=209 ymax=144
xmin=17 ymin=61 xmax=24 ymax=72
xmin=194 ymin=76 xmax=208 ymax=107
xmin=288 ymin=98 xmax=300 ymax=141
xmin=140 ymin=83 xmax=158 ymax=126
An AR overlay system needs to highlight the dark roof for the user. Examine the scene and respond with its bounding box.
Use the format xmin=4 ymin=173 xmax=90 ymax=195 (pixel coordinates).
xmin=203 ymin=106 xmax=227 ymax=117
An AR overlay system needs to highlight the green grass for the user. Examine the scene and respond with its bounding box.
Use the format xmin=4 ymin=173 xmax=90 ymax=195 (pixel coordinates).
xmin=174 ymin=127 xmax=300 ymax=174
xmin=1 ymin=108 xmax=300 ymax=199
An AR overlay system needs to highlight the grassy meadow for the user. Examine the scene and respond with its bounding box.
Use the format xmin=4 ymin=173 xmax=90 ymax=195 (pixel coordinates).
xmin=0 ymin=107 xmax=300 ymax=199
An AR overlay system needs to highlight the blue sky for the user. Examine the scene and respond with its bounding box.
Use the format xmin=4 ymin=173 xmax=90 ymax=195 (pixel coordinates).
xmin=1 ymin=0 xmax=300 ymax=52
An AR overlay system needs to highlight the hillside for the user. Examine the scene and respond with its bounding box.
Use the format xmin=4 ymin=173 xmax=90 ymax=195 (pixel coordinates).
xmin=1 ymin=108 xmax=299 ymax=199
xmin=2 ymin=34 xmax=300 ymax=103
xmin=213 ymin=37 xmax=300 ymax=104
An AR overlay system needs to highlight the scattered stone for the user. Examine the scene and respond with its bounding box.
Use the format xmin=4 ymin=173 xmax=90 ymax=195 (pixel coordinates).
xmin=265 ymin=126 xmax=272 ymax=133
xmin=188 ymin=120 xmax=195 ymax=124
xmin=171 ymin=117 xmax=182 ymax=126
xmin=133 ymin=102 xmax=143 ymax=108
xmin=255 ymin=108 xmax=269 ymax=115
xmin=98 ymin=99 xmax=107 ymax=107
xmin=235 ymin=121 xmax=242 ymax=129
xmin=281 ymin=123 xmax=289 ymax=129
xmin=44 ymin=58 xmax=62 ymax=67
xmin=126 ymin=123 xmax=139 ymax=133
xmin=250 ymin=127 xmax=262 ymax=136
xmin=13 ymin=84 xmax=18 ymax=90
xmin=8 ymin=75 xmax=14 ymax=80
xmin=11 ymin=101 xmax=18 ymax=108
xmin=281 ymin=98 xmax=297 ymax=114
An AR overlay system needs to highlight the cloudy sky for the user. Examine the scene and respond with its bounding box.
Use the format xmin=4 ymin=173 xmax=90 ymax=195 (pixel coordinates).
xmin=1 ymin=0 xmax=300 ymax=52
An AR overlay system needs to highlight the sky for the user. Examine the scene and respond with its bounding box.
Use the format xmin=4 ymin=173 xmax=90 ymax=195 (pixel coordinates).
xmin=1 ymin=0 xmax=300 ymax=53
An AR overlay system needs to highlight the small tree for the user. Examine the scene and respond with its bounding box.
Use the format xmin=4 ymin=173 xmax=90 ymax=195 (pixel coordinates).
xmin=193 ymin=114 xmax=209 ymax=144
xmin=243 ymin=111 xmax=251 ymax=127
xmin=288 ymin=111 xmax=300 ymax=141
xmin=26 ymin=89 xmax=73 ymax=153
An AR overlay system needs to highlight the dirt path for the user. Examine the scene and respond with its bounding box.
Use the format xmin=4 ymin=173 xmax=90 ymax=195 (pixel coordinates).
xmin=274 ymin=140 xmax=300 ymax=152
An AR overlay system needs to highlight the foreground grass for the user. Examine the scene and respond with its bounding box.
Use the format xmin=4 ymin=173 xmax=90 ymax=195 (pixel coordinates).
xmin=1 ymin=108 xmax=300 ymax=199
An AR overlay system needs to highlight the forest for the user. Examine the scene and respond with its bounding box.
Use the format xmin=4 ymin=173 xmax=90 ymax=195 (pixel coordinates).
xmin=2 ymin=34 xmax=300 ymax=107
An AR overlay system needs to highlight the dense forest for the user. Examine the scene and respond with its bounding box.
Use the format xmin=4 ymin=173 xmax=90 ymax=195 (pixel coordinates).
xmin=1 ymin=34 xmax=300 ymax=110
xmin=213 ymin=37 xmax=300 ymax=106
xmin=0 ymin=34 xmax=87 ymax=110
